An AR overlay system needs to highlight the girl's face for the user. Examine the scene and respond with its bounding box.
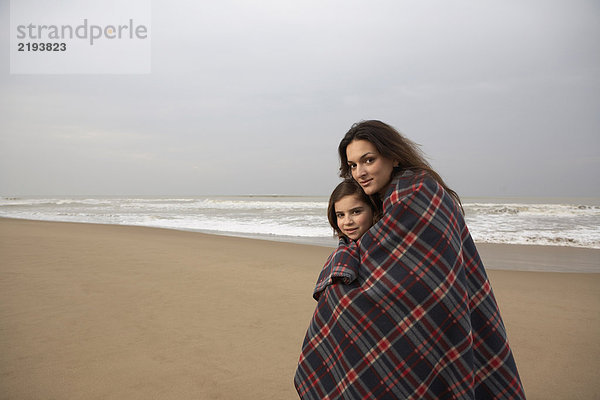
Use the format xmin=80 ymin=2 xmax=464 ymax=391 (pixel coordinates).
xmin=346 ymin=139 xmax=396 ymax=196
xmin=334 ymin=194 xmax=374 ymax=241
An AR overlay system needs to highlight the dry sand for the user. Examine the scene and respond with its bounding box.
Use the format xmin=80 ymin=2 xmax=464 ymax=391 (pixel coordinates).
xmin=1 ymin=218 xmax=599 ymax=399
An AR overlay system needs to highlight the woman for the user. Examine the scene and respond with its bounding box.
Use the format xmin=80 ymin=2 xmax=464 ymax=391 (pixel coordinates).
xmin=295 ymin=121 xmax=525 ymax=399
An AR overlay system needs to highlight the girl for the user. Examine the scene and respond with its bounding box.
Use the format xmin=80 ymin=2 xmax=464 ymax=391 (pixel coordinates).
xmin=327 ymin=179 xmax=380 ymax=242
xmin=306 ymin=180 xmax=379 ymax=304
xmin=295 ymin=121 xmax=525 ymax=400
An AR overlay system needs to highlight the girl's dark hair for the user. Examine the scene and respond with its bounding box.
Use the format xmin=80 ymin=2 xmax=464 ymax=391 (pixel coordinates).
xmin=327 ymin=179 xmax=381 ymax=237
xmin=338 ymin=120 xmax=462 ymax=209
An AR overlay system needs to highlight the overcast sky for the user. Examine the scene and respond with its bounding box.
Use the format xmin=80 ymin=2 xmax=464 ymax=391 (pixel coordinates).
xmin=1 ymin=0 xmax=599 ymax=197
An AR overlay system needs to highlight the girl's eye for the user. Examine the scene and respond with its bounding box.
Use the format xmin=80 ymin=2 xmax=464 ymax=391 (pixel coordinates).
xmin=365 ymin=158 xmax=375 ymax=164
xmin=336 ymin=213 xmax=344 ymax=218
xmin=348 ymin=163 xmax=357 ymax=169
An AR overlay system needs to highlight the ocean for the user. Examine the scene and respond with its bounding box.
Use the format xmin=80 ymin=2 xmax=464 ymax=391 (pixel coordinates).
xmin=1 ymin=195 xmax=599 ymax=250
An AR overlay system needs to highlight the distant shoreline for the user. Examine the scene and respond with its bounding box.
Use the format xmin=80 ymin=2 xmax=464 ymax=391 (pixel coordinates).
xmin=1 ymin=216 xmax=598 ymax=273
xmin=2 ymin=194 xmax=600 ymax=204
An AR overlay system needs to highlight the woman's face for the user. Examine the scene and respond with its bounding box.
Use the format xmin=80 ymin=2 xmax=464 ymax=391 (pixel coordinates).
xmin=346 ymin=139 xmax=396 ymax=196
xmin=334 ymin=194 xmax=374 ymax=241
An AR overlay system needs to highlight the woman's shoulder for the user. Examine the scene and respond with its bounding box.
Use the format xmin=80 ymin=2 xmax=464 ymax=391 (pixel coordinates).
xmin=385 ymin=169 xmax=437 ymax=204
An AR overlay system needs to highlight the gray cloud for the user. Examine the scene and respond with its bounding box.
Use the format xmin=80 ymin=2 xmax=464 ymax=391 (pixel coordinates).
xmin=1 ymin=0 xmax=599 ymax=197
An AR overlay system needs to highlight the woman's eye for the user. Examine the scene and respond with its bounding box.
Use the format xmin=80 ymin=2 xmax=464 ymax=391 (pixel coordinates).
xmin=349 ymin=164 xmax=356 ymax=169
xmin=366 ymin=158 xmax=375 ymax=164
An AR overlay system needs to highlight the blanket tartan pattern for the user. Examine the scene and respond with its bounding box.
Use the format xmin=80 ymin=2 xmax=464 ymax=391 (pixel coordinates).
xmin=294 ymin=171 xmax=525 ymax=399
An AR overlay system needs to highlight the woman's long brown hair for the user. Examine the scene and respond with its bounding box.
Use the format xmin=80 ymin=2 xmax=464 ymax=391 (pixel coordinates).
xmin=338 ymin=120 xmax=462 ymax=210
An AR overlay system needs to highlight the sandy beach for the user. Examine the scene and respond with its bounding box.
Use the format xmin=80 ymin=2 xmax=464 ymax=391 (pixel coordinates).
xmin=1 ymin=217 xmax=599 ymax=400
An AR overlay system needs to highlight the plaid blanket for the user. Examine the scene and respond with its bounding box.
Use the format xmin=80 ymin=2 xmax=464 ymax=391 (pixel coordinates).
xmin=295 ymin=171 xmax=525 ymax=399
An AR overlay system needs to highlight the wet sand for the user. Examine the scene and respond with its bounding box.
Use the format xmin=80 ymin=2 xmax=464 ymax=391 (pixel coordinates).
xmin=1 ymin=218 xmax=598 ymax=399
